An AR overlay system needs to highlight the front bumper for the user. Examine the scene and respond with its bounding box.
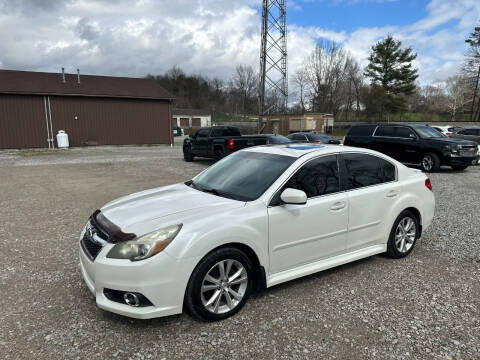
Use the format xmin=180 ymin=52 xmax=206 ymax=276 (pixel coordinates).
xmin=79 ymin=241 xmax=201 ymax=319
xmin=443 ymin=154 xmax=477 ymax=167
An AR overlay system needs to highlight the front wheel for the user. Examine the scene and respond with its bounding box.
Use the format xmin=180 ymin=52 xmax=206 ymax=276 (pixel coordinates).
xmin=421 ymin=153 xmax=440 ymax=172
xmin=386 ymin=210 xmax=420 ymax=259
xmin=184 ymin=247 xmax=253 ymax=321
xmin=183 ymin=147 xmax=194 ymax=162
xmin=451 ymin=165 xmax=468 ymax=171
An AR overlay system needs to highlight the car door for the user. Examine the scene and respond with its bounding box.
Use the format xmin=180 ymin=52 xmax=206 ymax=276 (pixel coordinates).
xmin=372 ymin=126 xmax=397 ymax=157
xmin=268 ymin=154 xmax=348 ymax=273
xmin=393 ymin=126 xmax=420 ymax=163
xmin=192 ymin=128 xmax=210 ymax=156
xmin=341 ymin=153 xmax=399 ymax=251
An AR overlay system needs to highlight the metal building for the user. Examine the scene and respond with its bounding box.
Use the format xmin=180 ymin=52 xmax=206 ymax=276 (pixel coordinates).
xmin=0 ymin=69 xmax=175 ymax=149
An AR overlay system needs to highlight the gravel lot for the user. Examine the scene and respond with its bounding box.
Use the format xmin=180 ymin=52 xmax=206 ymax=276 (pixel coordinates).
xmin=0 ymin=143 xmax=479 ymax=359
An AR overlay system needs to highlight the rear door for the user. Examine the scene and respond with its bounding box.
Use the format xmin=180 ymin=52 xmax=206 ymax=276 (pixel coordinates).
xmin=372 ymin=126 xmax=397 ymax=157
xmin=341 ymin=153 xmax=399 ymax=251
xmin=192 ymin=128 xmax=210 ymax=156
xmin=268 ymin=155 xmax=348 ymax=273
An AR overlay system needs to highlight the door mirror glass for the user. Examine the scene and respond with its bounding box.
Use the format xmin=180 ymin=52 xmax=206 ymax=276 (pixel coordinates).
xmin=280 ymin=188 xmax=307 ymax=205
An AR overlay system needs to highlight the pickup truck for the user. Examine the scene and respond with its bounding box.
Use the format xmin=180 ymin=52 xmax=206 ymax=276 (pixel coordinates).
xmin=183 ymin=126 xmax=268 ymax=161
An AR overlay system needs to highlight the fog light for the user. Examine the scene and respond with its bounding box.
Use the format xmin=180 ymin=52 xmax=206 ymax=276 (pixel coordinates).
xmin=124 ymin=292 xmax=140 ymax=307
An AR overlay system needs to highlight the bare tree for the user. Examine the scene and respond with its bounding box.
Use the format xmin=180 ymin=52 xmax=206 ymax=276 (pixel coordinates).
xmin=304 ymin=40 xmax=354 ymax=116
xmin=290 ymin=67 xmax=309 ymax=113
xmin=445 ymin=75 xmax=470 ymax=120
xmin=230 ymin=65 xmax=258 ymax=114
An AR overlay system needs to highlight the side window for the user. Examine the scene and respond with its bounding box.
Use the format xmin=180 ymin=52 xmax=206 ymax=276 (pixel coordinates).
xmin=395 ymin=127 xmax=416 ymax=139
xmin=459 ymin=129 xmax=476 ymax=136
xmin=285 ymin=155 xmax=340 ymax=198
xmin=375 ymin=126 xmax=395 ymax=137
xmin=211 ymin=128 xmax=226 ymax=137
xmin=343 ymin=153 xmax=396 ymax=190
xmin=196 ymin=129 xmax=210 ymax=138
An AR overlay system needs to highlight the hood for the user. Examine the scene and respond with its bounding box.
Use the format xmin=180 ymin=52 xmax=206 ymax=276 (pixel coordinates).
xmin=100 ymin=183 xmax=244 ymax=234
xmin=425 ymin=137 xmax=477 ymax=146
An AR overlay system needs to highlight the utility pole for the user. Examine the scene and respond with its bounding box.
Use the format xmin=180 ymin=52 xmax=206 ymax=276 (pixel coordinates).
xmin=258 ymin=0 xmax=288 ymax=132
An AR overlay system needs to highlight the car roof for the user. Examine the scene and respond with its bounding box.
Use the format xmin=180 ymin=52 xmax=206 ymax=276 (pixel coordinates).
xmin=242 ymin=143 xmax=378 ymax=159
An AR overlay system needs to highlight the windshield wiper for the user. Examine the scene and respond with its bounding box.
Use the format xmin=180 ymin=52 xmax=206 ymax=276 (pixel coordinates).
xmin=187 ymin=180 xmax=243 ymax=201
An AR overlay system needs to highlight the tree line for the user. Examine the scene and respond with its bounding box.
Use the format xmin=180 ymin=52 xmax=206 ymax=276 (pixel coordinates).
xmin=147 ymin=25 xmax=480 ymax=122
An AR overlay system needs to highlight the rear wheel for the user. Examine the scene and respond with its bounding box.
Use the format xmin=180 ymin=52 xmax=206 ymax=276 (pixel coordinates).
xmin=451 ymin=165 xmax=468 ymax=171
xmin=183 ymin=147 xmax=194 ymax=162
xmin=184 ymin=247 xmax=253 ymax=321
xmin=387 ymin=210 xmax=420 ymax=259
xmin=421 ymin=153 xmax=440 ymax=172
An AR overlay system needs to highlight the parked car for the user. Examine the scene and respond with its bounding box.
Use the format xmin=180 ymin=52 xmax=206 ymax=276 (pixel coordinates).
xmin=451 ymin=126 xmax=480 ymax=165
xmin=183 ymin=126 xmax=267 ymax=161
xmin=429 ymin=125 xmax=458 ymax=137
xmin=287 ymin=131 xmax=341 ymax=144
xmin=343 ymin=123 xmax=478 ymax=172
xmin=173 ymin=125 xmax=184 ymax=137
xmin=254 ymin=133 xmax=292 ymax=144
xmin=79 ymin=144 xmax=435 ymax=321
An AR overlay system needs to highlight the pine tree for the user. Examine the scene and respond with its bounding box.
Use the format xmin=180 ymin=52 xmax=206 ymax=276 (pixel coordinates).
xmin=364 ymin=35 xmax=418 ymax=119
xmin=465 ymin=27 xmax=480 ymax=121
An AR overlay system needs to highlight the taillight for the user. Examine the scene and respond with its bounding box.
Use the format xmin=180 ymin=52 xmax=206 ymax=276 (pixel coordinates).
xmin=425 ymin=178 xmax=432 ymax=191
xmin=342 ymin=136 xmax=346 ymax=144
xmin=314 ymin=140 xmax=320 ymax=144
xmin=445 ymin=132 xmax=451 ymax=136
xmin=227 ymin=139 xmax=234 ymax=149
xmin=266 ymin=138 xmax=269 ymax=145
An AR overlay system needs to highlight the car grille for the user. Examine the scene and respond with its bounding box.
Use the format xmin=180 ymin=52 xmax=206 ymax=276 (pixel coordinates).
xmin=458 ymin=145 xmax=477 ymax=157
xmin=81 ymin=220 xmax=108 ymax=261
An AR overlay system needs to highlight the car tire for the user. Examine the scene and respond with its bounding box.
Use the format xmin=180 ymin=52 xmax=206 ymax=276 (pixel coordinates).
xmin=451 ymin=165 xmax=468 ymax=171
xmin=214 ymin=147 xmax=225 ymax=161
xmin=386 ymin=210 xmax=420 ymax=259
xmin=184 ymin=247 xmax=254 ymax=322
xmin=183 ymin=147 xmax=194 ymax=162
xmin=420 ymin=153 xmax=440 ymax=172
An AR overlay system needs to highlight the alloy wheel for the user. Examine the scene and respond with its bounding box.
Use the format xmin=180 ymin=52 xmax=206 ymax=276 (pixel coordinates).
xmin=422 ymin=155 xmax=433 ymax=171
xmin=200 ymin=259 xmax=248 ymax=314
xmin=395 ymin=217 xmax=416 ymax=253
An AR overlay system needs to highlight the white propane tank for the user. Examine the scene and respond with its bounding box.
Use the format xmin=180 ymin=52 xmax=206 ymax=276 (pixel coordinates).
xmin=56 ymin=130 xmax=69 ymax=149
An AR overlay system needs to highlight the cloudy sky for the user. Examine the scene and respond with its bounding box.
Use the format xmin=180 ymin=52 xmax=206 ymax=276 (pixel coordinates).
xmin=0 ymin=0 xmax=478 ymax=85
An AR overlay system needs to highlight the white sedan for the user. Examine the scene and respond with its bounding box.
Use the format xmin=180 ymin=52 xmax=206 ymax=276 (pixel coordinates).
xmin=79 ymin=144 xmax=435 ymax=321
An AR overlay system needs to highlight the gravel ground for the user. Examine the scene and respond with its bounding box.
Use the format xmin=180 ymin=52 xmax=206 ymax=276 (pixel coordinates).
xmin=0 ymin=144 xmax=479 ymax=360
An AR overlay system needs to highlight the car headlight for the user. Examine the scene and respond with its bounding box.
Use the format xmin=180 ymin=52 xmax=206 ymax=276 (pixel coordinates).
xmin=445 ymin=144 xmax=458 ymax=153
xmin=107 ymin=224 xmax=182 ymax=261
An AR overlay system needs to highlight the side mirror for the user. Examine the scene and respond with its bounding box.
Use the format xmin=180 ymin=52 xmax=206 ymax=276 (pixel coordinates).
xmin=409 ymin=134 xmax=417 ymax=140
xmin=280 ymin=188 xmax=307 ymax=205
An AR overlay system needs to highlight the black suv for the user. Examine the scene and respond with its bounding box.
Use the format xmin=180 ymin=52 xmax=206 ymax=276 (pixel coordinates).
xmin=344 ymin=123 xmax=478 ymax=172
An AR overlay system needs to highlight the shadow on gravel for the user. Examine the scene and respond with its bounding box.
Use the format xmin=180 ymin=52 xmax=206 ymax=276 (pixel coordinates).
xmin=251 ymin=254 xmax=381 ymax=301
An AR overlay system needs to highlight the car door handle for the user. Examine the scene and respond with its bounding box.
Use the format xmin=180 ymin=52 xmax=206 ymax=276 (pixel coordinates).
xmin=330 ymin=202 xmax=346 ymax=211
xmin=386 ymin=190 xmax=398 ymax=198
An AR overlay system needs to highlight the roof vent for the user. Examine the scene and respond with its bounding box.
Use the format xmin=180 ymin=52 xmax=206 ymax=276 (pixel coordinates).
xmin=61 ymin=67 xmax=66 ymax=83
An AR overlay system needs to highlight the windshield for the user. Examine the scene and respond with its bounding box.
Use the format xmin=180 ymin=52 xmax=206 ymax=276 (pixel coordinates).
xmin=268 ymin=135 xmax=292 ymax=144
xmin=190 ymin=151 xmax=296 ymax=201
xmin=309 ymin=133 xmax=332 ymax=141
xmin=415 ymin=126 xmax=446 ymax=138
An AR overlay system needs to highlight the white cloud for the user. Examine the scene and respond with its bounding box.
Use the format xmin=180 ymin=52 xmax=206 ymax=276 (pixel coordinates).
xmin=0 ymin=0 xmax=477 ymax=87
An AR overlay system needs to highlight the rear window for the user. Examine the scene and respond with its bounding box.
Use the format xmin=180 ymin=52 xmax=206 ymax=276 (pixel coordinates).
xmin=374 ymin=126 xmax=396 ymax=137
xmin=211 ymin=127 xmax=241 ymax=137
xmin=343 ymin=153 xmax=396 ymax=190
xmin=347 ymin=125 xmax=377 ymax=137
